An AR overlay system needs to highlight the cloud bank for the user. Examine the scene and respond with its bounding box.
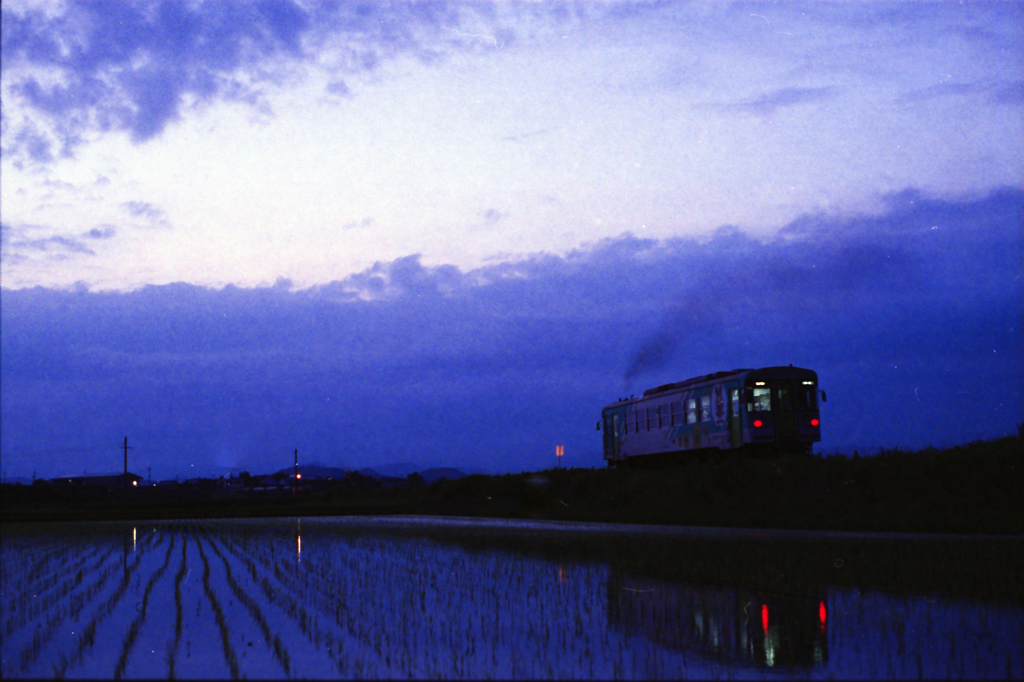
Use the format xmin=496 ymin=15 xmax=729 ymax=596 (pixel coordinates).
xmin=2 ymin=188 xmax=1020 ymax=478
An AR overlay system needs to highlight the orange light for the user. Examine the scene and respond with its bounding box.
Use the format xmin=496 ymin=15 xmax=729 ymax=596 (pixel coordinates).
xmin=811 ymin=419 xmax=820 ymax=426
xmin=754 ymin=420 xmax=763 ymax=428
xmin=132 ymin=480 xmax=138 ymax=486
xmin=296 ymin=473 xmax=301 ymax=479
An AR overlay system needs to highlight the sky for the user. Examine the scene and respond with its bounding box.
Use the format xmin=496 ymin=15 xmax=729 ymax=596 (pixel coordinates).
xmin=1 ymin=0 xmax=1021 ymax=480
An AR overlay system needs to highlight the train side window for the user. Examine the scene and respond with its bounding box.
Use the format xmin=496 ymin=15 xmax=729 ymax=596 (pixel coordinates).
xmin=800 ymin=388 xmax=817 ymax=409
xmin=700 ymin=395 xmax=711 ymax=422
xmin=645 ymin=407 xmax=652 ymax=431
xmin=752 ymin=387 xmax=771 ymax=411
xmin=686 ymin=398 xmax=698 ymax=424
xmin=731 ymin=388 xmax=740 ymax=417
xmin=672 ymin=401 xmax=682 ymax=426
xmin=635 ymin=410 xmax=643 ymax=432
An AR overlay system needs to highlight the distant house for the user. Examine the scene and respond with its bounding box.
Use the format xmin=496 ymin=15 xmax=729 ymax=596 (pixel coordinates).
xmin=51 ymin=472 xmax=143 ymax=488
xmin=254 ymin=475 xmax=280 ymax=490
xmin=221 ymin=475 xmax=244 ymax=491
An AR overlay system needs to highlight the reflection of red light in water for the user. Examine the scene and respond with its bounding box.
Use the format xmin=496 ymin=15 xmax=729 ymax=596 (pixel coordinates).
xmin=819 ymin=600 xmax=827 ymax=632
xmin=761 ymin=604 xmax=769 ymax=633
xmin=557 ymin=565 xmax=566 ymax=583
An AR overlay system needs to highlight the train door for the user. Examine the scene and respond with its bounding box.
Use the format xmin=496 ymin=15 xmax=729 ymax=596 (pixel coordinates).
xmin=729 ymin=386 xmax=742 ymax=447
xmin=776 ymin=382 xmax=796 ymax=440
xmin=603 ymin=413 xmax=621 ymax=462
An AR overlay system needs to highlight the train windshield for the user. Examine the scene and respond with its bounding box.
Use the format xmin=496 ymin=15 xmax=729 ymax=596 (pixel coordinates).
xmin=751 ymin=387 xmax=771 ymax=412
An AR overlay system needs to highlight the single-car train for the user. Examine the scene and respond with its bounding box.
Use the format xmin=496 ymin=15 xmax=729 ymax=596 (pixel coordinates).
xmin=601 ymin=366 xmax=824 ymax=466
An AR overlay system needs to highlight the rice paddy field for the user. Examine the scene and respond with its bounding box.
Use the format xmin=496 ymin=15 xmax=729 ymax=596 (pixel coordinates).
xmin=2 ymin=516 xmax=1022 ymax=679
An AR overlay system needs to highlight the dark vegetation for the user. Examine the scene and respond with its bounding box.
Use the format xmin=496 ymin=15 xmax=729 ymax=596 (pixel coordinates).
xmin=3 ymin=435 xmax=1021 ymax=534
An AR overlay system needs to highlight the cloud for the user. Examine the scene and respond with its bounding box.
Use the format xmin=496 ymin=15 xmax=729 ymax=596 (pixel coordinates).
xmin=0 ymin=1 xmax=526 ymax=162
xmin=2 ymin=187 xmax=1021 ymax=476
xmin=991 ymin=80 xmax=1024 ymax=106
xmin=84 ymin=225 xmax=117 ymax=240
xmin=1 ymin=222 xmax=98 ymax=262
xmin=122 ymin=200 xmax=167 ymax=225
xmin=899 ymin=80 xmax=1024 ymax=107
xmin=899 ymin=82 xmax=986 ymax=104
xmin=325 ymin=80 xmax=351 ymax=97
xmin=342 ymin=217 xmax=374 ymax=231
xmin=481 ymin=208 xmax=504 ymax=225
xmin=710 ymin=86 xmax=839 ymax=116
xmin=2 ymin=221 xmax=119 ymax=267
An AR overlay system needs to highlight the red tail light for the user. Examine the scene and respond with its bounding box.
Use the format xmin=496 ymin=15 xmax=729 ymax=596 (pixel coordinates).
xmin=811 ymin=418 xmax=819 ymax=426
xmin=753 ymin=420 xmax=763 ymax=428
xmin=762 ymin=604 xmax=769 ymax=632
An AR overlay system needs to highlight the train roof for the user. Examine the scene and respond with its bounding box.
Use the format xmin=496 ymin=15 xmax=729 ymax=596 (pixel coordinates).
xmin=641 ymin=368 xmax=753 ymax=397
xmin=604 ymin=366 xmax=817 ymax=408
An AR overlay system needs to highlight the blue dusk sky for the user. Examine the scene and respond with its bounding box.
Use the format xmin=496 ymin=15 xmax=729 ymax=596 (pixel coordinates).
xmin=1 ymin=1 xmax=1021 ymax=480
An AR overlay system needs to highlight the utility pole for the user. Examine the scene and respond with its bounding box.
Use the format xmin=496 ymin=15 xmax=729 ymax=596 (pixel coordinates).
xmin=123 ymin=437 xmax=133 ymax=489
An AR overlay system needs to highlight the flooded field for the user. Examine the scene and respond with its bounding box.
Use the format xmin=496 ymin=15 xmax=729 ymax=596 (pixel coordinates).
xmin=2 ymin=516 xmax=1021 ymax=679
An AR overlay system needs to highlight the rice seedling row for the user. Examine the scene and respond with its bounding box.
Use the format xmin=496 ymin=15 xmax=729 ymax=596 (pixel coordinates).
xmin=112 ymin=530 xmax=176 ymax=679
xmin=53 ymin=527 xmax=165 ymax=678
xmin=209 ymin=525 xmax=391 ymax=678
xmin=213 ymin=523 xmax=633 ymax=678
xmin=1 ymin=533 xmax=104 ymax=613
xmin=3 ymin=525 xmax=161 ymax=678
xmin=3 ymin=540 xmax=114 ymax=638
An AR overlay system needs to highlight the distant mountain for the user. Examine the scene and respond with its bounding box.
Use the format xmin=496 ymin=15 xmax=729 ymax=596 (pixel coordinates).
xmin=361 ymin=465 xmax=468 ymax=483
xmin=366 ymin=461 xmax=423 ymax=478
xmin=274 ymin=464 xmax=351 ymax=480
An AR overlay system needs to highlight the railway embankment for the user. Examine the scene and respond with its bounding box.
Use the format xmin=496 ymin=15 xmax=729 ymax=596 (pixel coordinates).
xmin=3 ymin=434 xmax=1021 ymax=534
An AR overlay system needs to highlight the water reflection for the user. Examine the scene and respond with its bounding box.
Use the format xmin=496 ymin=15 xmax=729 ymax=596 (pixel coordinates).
xmin=1 ymin=517 xmax=1021 ymax=679
xmin=608 ymin=571 xmax=828 ymax=670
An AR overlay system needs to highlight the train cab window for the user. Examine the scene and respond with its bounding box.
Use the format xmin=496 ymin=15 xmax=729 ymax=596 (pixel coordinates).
xmin=700 ymin=395 xmax=711 ymax=422
xmin=777 ymin=386 xmax=793 ymax=411
xmin=731 ymin=388 xmax=740 ymax=417
xmin=799 ymin=388 xmax=817 ymax=409
xmin=751 ymin=387 xmax=771 ymax=412
xmin=686 ymin=398 xmax=698 ymax=424
xmin=671 ymin=401 xmax=682 ymax=426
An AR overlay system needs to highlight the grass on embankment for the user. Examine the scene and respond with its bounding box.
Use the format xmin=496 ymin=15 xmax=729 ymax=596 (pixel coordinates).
xmin=418 ymin=435 xmax=1023 ymax=534
xmin=3 ymin=435 xmax=1022 ymax=534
